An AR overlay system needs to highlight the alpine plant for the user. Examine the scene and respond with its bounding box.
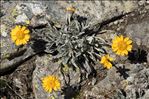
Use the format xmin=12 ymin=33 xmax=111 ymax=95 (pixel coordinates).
xmin=33 ymin=14 xmax=107 ymax=77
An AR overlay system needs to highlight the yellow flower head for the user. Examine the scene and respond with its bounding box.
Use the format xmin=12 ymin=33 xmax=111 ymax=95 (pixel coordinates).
xmin=42 ymin=75 xmax=61 ymax=93
xmin=10 ymin=25 xmax=30 ymax=46
xmin=100 ymin=54 xmax=113 ymax=69
xmin=66 ymin=6 xmax=76 ymax=13
xmin=112 ymin=35 xmax=132 ymax=56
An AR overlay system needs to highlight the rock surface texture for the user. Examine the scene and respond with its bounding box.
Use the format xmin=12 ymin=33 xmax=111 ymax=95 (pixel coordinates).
xmin=0 ymin=0 xmax=149 ymax=99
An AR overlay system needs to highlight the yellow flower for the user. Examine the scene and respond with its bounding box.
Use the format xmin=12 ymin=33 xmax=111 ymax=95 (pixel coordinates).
xmin=42 ymin=75 xmax=61 ymax=93
xmin=100 ymin=54 xmax=113 ymax=69
xmin=66 ymin=6 xmax=76 ymax=13
xmin=10 ymin=25 xmax=30 ymax=46
xmin=112 ymin=35 xmax=132 ymax=56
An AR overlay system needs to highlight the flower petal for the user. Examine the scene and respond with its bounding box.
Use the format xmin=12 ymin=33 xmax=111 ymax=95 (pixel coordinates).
xmin=48 ymin=88 xmax=52 ymax=93
xmin=124 ymin=37 xmax=129 ymax=42
xmin=126 ymin=40 xmax=132 ymax=45
xmin=100 ymin=56 xmax=106 ymax=64
xmin=15 ymin=40 xmax=21 ymax=46
xmin=11 ymin=36 xmax=17 ymax=42
xmin=21 ymin=26 xmax=26 ymax=31
xmin=120 ymin=35 xmax=124 ymax=41
xmin=112 ymin=46 xmax=118 ymax=51
xmin=105 ymin=62 xmax=112 ymax=69
xmin=24 ymin=29 xmax=30 ymax=34
xmin=124 ymin=50 xmax=128 ymax=55
xmin=127 ymin=45 xmax=132 ymax=51
xmin=25 ymin=34 xmax=30 ymax=40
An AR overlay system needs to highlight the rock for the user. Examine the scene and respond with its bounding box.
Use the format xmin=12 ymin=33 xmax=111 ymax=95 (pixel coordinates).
xmin=15 ymin=13 xmax=29 ymax=24
xmin=0 ymin=24 xmax=8 ymax=37
xmin=0 ymin=1 xmax=30 ymax=75
xmin=147 ymin=53 xmax=149 ymax=64
xmin=37 ymin=1 xmax=144 ymax=25
xmin=125 ymin=21 xmax=149 ymax=49
xmin=32 ymin=55 xmax=81 ymax=99
xmin=31 ymin=1 xmax=149 ymax=99
xmin=26 ymin=2 xmax=46 ymax=16
xmin=30 ymin=16 xmax=48 ymax=28
xmin=82 ymin=67 xmax=121 ymax=98
xmin=32 ymin=55 xmax=64 ymax=99
xmin=138 ymin=0 xmax=146 ymax=6
xmin=0 ymin=34 xmax=17 ymax=59
xmin=114 ymin=21 xmax=118 ymax=25
xmin=143 ymin=90 xmax=149 ymax=99
xmin=1 ymin=0 xmax=149 ymax=99
xmin=124 ymin=67 xmax=149 ymax=98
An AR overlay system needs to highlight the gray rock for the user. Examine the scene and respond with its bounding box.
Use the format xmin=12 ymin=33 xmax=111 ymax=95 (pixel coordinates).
xmin=32 ymin=55 xmax=81 ymax=99
xmin=138 ymin=0 xmax=146 ymax=6
xmin=0 ymin=24 xmax=8 ymax=37
xmin=1 ymin=1 xmax=149 ymax=99
xmin=143 ymin=90 xmax=149 ymax=99
xmin=32 ymin=55 xmax=64 ymax=99
xmin=147 ymin=53 xmax=149 ymax=64
xmin=125 ymin=21 xmax=149 ymax=48
xmin=15 ymin=13 xmax=29 ymax=23
xmin=0 ymin=34 xmax=17 ymax=59
xmin=36 ymin=1 xmax=144 ymax=25
xmin=31 ymin=1 xmax=148 ymax=99
xmin=26 ymin=2 xmax=46 ymax=16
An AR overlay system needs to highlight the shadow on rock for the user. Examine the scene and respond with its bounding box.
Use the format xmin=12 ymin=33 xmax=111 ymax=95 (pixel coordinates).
xmin=128 ymin=49 xmax=147 ymax=64
xmin=115 ymin=65 xmax=130 ymax=79
xmin=31 ymin=39 xmax=47 ymax=56
xmin=62 ymin=84 xmax=81 ymax=99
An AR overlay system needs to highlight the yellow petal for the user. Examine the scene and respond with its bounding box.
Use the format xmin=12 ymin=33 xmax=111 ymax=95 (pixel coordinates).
xmin=120 ymin=35 xmax=124 ymax=41
xmin=124 ymin=50 xmax=128 ymax=55
xmin=105 ymin=62 xmax=112 ymax=69
xmin=112 ymin=43 xmax=117 ymax=47
xmin=24 ymin=29 xmax=30 ymax=34
xmin=11 ymin=36 xmax=17 ymax=42
xmin=22 ymin=39 xmax=27 ymax=44
xmin=21 ymin=26 xmax=26 ymax=31
xmin=106 ymin=55 xmax=113 ymax=61
xmin=116 ymin=50 xmax=121 ymax=55
xmin=25 ymin=34 xmax=30 ymax=40
xmin=112 ymin=39 xmax=117 ymax=44
xmin=112 ymin=47 xmax=118 ymax=52
xmin=121 ymin=52 xmax=125 ymax=56
xmin=53 ymin=86 xmax=58 ymax=91
xmin=15 ymin=40 xmax=21 ymax=46
xmin=126 ymin=40 xmax=132 ymax=45
xmin=15 ymin=25 xmax=21 ymax=30
xmin=11 ymin=29 xmax=18 ymax=35
xmin=19 ymin=39 xmax=24 ymax=44
xmin=107 ymin=65 xmax=112 ymax=69
xmin=127 ymin=45 xmax=132 ymax=51
xmin=56 ymin=82 xmax=60 ymax=88
xmin=124 ymin=37 xmax=129 ymax=42
xmin=100 ymin=56 xmax=106 ymax=64
xmin=48 ymin=88 xmax=52 ymax=93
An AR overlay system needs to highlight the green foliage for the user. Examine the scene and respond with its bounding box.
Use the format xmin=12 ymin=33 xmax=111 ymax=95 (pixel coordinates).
xmin=33 ymin=14 xmax=107 ymax=76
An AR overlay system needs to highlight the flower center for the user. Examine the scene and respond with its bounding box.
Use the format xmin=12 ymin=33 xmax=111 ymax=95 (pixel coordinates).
xmin=118 ymin=41 xmax=127 ymax=50
xmin=17 ymin=31 xmax=25 ymax=39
